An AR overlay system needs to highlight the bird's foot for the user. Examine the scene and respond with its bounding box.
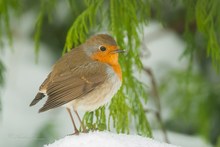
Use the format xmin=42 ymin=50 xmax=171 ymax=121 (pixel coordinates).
xmin=68 ymin=130 xmax=79 ymax=136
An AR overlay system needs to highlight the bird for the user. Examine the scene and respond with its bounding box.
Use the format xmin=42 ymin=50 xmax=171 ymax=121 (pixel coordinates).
xmin=30 ymin=34 xmax=124 ymax=135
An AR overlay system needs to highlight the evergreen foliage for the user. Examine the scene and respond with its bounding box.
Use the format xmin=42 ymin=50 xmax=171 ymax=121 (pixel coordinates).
xmin=34 ymin=0 xmax=56 ymax=61
xmin=0 ymin=0 xmax=19 ymax=47
xmin=184 ymin=0 xmax=220 ymax=70
xmin=0 ymin=60 xmax=5 ymax=111
xmin=62 ymin=0 xmax=152 ymax=136
xmin=64 ymin=0 xmax=104 ymax=52
xmin=0 ymin=0 xmax=19 ymax=112
xmin=0 ymin=0 xmax=220 ymax=145
xmin=159 ymin=68 xmax=220 ymax=144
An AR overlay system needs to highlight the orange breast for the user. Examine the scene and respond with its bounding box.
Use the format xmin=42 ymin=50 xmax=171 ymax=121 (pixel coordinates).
xmin=91 ymin=51 xmax=122 ymax=81
xmin=111 ymin=64 xmax=122 ymax=81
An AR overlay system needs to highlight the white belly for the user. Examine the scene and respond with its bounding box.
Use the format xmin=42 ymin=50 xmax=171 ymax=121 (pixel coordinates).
xmin=65 ymin=67 xmax=122 ymax=111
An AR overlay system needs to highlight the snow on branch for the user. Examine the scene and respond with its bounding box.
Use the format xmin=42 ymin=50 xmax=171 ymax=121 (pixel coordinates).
xmin=44 ymin=131 xmax=179 ymax=147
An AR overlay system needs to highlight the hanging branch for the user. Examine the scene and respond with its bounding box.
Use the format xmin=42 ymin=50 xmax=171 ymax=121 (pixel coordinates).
xmin=64 ymin=0 xmax=104 ymax=52
xmin=145 ymin=67 xmax=169 ymax=143
xmin=34 ymin=0 xmax=56 ymax=61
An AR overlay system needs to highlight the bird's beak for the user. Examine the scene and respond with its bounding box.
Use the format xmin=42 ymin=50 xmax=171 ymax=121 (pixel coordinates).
xmin=111 ymin=49 xmax=125 ymax=54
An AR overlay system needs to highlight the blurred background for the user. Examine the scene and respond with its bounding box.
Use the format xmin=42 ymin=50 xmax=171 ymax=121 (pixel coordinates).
xmin=0 ymin=0 xmax=220 ymax=147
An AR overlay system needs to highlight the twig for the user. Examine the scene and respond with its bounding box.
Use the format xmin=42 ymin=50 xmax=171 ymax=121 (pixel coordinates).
xmin=145 ymin=67 xmax=170 ymax=143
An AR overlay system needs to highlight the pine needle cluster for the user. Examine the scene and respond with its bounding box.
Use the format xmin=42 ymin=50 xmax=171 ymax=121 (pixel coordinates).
xmin=62 ymin=0 xmax=152 ymax=136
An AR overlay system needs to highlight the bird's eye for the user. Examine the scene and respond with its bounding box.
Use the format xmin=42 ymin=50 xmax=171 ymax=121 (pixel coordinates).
xmin=99 ymin=46 xmax=106 ymax=51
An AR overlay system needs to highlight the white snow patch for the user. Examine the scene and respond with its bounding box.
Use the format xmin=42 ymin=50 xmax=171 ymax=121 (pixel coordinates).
xmin=44 ymin=132 xmax=179 ymax=147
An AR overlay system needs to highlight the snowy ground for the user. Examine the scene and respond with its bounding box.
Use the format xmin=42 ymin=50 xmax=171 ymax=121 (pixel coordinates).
xmin=44 ymin=131 xmax=179 ymax=147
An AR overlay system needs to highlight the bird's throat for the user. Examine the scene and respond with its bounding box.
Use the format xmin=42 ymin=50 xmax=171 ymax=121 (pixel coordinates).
xmin=111 ymin=64 xmax=122 ymax=81
xmin=91 ymin=53 xmax=122 ymax=80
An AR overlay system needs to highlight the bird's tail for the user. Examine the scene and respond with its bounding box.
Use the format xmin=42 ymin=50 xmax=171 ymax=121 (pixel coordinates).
xmin=30 ymin=92 xmax=45 ymax=106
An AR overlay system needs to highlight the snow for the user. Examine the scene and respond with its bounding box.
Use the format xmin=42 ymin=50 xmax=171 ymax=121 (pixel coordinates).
xmin=44 ymin=131 xmax=179 ymax=147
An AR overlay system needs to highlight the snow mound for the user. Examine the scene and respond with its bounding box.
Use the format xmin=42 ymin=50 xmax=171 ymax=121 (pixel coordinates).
xmin=44 ymin=131 xmax=179 ymax=147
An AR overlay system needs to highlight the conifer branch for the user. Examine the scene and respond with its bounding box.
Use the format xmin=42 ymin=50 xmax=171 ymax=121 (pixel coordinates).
xmin=64 ymin=0 xmax=103 ymax=53
xmin=0 ymin=0 xmax=19 ymax=47
xmin=34 ymin=0 xmax=56 ymax=61
xmin=145 ymin=68 xmax=169 ymax=143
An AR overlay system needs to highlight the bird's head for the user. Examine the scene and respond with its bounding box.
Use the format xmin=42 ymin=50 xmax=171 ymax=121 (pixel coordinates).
xmin=84 ymin=34 xmax=124 ymax=66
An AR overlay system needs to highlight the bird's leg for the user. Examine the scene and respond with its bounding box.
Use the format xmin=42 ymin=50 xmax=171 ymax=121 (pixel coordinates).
xmin=66 ymin=108 xmax=79 ymax=135
xmin=74 ymin=110 xmax=88 ymax=133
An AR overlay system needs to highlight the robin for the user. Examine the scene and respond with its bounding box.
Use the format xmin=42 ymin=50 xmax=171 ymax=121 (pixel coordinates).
xmin=30 ymin=34 xmax=124 ymax=135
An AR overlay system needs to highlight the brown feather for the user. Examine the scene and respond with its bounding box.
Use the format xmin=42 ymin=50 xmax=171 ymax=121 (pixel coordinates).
xmin=38 ymin=47 xmax=108 ymax=112
xmin=30 ymin=93 xmax=45 ymax=106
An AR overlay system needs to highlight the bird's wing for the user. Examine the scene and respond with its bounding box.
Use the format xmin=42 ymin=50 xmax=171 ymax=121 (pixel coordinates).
xmin=39 ymin=55 xmax=108 ymax=112
xmin=39 ymin=46 xmax=90 ymax=92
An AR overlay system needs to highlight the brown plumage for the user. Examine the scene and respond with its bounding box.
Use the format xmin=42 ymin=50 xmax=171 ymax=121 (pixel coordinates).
xmin=30 ymin=34 xmax=124 ymax=134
